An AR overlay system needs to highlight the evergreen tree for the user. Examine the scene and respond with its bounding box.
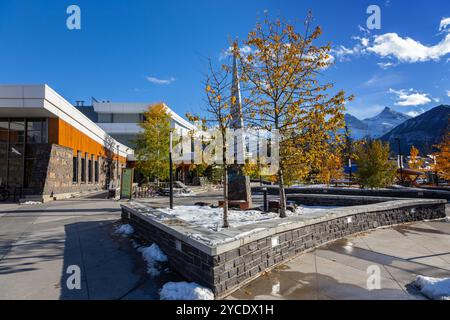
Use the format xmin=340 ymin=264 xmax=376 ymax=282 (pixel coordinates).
xmin=354 ymin=140 xmax=397 ymax=189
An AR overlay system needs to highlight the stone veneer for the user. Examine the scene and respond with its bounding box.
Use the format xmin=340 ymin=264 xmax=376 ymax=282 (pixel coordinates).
xmin=121 ymin=198 xmax=446 ymax=299
xmin=26 ymin=143 xmax=110 ymax=199
xmin=254 ymin=186 xmax=450 ymax=201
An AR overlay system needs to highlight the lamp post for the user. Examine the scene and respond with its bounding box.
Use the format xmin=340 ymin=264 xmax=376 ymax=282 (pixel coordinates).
xmin=395 ymin=138 xmax=403 ymax=185
xmin=116 ymin=144 xmax=120 ymax=186
xmin=169 ymin=131 xmax=174 ymax=209
xmin=348 ymin=158 xmax=352 ymax=186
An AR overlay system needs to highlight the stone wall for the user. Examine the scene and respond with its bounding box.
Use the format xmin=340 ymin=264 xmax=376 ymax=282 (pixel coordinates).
xmin=287 ymin=194 xmax=402 ymax=206
xmin=121 ymin=200 xmax=446 ymax=299
xmin=29 ymin=143 xmax=109 ymax=197
xmin=254 ymin=186 xmax=450 ymax=201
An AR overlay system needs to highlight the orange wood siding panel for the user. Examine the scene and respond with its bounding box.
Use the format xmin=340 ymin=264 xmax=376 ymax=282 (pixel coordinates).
xmin=53 ymin=118 xmax=126 ymax=162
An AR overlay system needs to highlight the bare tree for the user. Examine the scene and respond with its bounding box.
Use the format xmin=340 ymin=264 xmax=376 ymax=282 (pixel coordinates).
xmin=188 ymin=59 xmax=233 ymax=228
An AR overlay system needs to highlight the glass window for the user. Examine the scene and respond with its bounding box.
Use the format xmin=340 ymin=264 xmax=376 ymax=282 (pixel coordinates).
xmin=9 ymin=120 xmax=24 ymax=144
xmin=27 ymin=119 xmax=47 ymax=144
xmin=73 ymin=156 xmax=78 ymax=183
xmin=0 ymin=143 xmax=7 ymax=186
xmin=7 ymin=144 xmax=24 ymax=188
xmin=81 ymin=156 xmax=86 ymax=183
xmin=0 ymin=119 xmax=8 ymax=144
xmin=88 ymin=158 xmax=93 ymax=183
xmin=94 ymin=160 xmax=99 ymax=183
xmin=98 ymin=113 xmax=113 ymax=123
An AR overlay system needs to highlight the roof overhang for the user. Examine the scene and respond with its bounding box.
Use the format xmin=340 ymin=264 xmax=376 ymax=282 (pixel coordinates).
xmin=0 ymin=84 xmax=134 ymax=158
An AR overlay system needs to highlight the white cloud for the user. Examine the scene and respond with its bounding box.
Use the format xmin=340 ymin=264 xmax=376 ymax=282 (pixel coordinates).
xmin=363 ymin=73 xmax=404 ymax=88
xmin=447 ymin=90 xmax=450 ymax=97
xmin=368 ymin=33 xmax=450 ymax=63
xmin=333 ymin=37 xmax=369 ymax=61
xmin=389 ymin=88 xmax=432 ymax=106
xmin=439 ymin=17 xmax=450 ymax=32
xmin=336 ymin=18 xmax=450 ymax=65
xmin=406 ymin=109 xmax=425 ymax=117
xmin=219 ymin=45 xmax=256 ymax=60
xmin=146 ymin=76 xmax=175 ymax=85
xmin=377 ymin=61 xmax=396 ymax=69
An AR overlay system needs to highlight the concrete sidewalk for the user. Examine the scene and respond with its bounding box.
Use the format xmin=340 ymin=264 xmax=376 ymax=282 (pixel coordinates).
xmin=0 ymin=198 xmax=448 ymax=300
xmin=0 ymin=198 xmax=179 ymax=300
xmin=227 ymin=220 xmax=450 ymax=300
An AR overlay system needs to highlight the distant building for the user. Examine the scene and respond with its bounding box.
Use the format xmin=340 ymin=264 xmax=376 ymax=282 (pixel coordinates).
xmin=0 ymin=85 xmax=133 ymax=202
xmin=76 ymin=101 xmax=196 ymax=148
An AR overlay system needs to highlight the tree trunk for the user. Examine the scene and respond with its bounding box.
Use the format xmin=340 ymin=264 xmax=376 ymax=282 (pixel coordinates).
xmin=278 ymin=168 xmax=287 ymax=218
xmin=222 ymin=164 xmax=229 ymax=228
xmin=222 ymin=141 xmax=229 ymax=228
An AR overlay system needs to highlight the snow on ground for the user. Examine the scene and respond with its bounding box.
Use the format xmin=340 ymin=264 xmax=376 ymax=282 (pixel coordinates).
xmin=21 ymin=201 xmax=42 ymax=205
xmin=138 ymin=243 xmax=168 ymax=277
xmin=290 ymin=184 xmax=330 ymax=189
xmin=414 ymin=275 xmax=450 ymax=300
xmin=115 ymin=224 xmax=134 ymax=236
xmin=160 ymin=282 xmax=214 ymax=300
xmin=158 ymin=205 xmax=334 ymax=231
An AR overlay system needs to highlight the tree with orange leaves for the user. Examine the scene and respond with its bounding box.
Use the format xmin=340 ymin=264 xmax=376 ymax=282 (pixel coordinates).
xmin=409 ymin=145 xmax=424 ymax=170
xmin=237 ymin=12 xmax=353 ymax=217
xmin=434 ymin=123 xmax=450 ymax=180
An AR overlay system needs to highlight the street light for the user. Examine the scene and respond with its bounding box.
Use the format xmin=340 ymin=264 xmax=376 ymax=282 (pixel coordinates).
xmin=348 ymin=158 xmax=352 ymax=187
xmin=116 ymin=144 xmax=120 ymax=186
xmin=395 ymin=138 xmax=403 ymax=185
xmin=169 ymin=131 xmax=174 ymax=209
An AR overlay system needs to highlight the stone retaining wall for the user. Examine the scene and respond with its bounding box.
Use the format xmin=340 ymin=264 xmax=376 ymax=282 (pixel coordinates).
xmin=254 ymin=186 xmax=450 ymax=201
xmin=121 ymin=199 xmax=446 ymax=299
xmin=286 ymin=194 xmax=402 ymax=206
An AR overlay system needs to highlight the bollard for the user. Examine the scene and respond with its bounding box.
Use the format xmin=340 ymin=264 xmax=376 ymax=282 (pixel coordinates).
xmin=262 ymin=187 xmax=268 ymax=212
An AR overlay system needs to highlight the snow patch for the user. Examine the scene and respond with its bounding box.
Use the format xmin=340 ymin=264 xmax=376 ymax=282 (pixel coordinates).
xmin=138 ymin=243 xmax=168 ymax=276
xmin=158 ymin=205 xmax=333 ymax=231
xmin=414 ymin=275 xmax=450 ymax=300
xmin=115 ymin=224 xmax=134 ymax=236
xmin=159 ymin=282 xmax=214 ymax=300
xmin=22 ymin=201 xmax=42 ymax=205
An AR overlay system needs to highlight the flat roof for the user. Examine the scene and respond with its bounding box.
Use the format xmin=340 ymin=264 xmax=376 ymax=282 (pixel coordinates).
xmin=0 ymin=84 xmax=133 ymax=158
xmin=93 ymin=101 xmax=196 ymax=131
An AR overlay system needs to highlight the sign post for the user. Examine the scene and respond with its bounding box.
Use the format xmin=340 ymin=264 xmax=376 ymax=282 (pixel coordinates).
xmin=120 ymin=168 xmax=134 ymax=200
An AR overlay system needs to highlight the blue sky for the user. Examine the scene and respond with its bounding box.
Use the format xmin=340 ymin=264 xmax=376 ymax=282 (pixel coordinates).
xmin=0 ymin=0 xmax=449 ymax=120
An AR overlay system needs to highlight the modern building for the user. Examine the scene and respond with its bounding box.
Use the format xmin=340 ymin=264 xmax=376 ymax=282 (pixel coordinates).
xmin=0 ymin=85 xmax=134 ymax=202
xmin=76 ymin=100 xmax=196 ymax=183
xmin=76 ymin=101 xmax=196 ymax=148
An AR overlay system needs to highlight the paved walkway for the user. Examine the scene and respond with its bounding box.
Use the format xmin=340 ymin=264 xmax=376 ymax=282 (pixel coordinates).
xmin=227 ymin=219 xmax=450 ymax=300
xmin=0 ymin=195 xmax=181 ymax=300
xmin=0 ymin=196 xmax=448 ymax=300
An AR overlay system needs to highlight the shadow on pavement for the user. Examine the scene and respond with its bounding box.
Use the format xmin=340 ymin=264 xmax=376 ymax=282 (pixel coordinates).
xmin=59 ymin=220 xmax=183 ymax=300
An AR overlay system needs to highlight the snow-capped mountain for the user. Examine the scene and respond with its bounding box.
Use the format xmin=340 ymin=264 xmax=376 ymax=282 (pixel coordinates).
xmin=344 ymin=113 xmax=368 ymax=139
xmin=381 ymin=105 xmax=450 ymax=154
xmin=345 ymin=107 xmax=411 ymax=139
xmin=363 ymin=107 xmax=412 ymax=138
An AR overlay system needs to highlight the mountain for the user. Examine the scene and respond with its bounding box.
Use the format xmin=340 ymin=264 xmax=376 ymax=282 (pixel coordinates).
xmin=362 ymin=107 xmax=412 ymax=138
xmin=345 ymin=107 xmax=411 ymax=139
xmin=344 ymin=113 xmax=368 ymax=139
xmin=380 ymin=105 xmax=450 ymax=155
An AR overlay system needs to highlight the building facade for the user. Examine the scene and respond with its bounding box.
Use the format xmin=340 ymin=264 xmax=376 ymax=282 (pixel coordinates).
xmin=0 ymin=85 xmax=133 ymax=201
xmin=76 ymin=101 xmax=196 ymax=183
xmin=76 ymin=101 xmax=196 ymax=148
